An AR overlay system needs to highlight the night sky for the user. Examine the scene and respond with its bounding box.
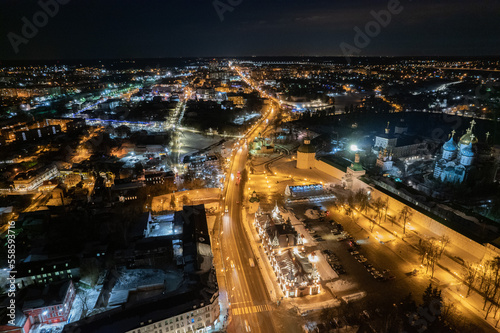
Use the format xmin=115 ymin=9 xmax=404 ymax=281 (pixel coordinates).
xmin=0 ymin=0 xmax=499 ymax=60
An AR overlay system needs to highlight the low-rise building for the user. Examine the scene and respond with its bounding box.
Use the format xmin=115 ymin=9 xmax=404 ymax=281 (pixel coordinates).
xmin=21 ymin=279 xmax=75 ymax=328
xmin=372 ymin=121 xmax=427 ymax=159
xmin=270 ymin=249 xmax=320 ymax=298
xmin=254 ymin=205 xmax=319 ymax=298
xmin=63 ymin=205 xmax=221 ymax=333
xmin=13 ymin=164 xmax=59 ymax=192
xmin=15 ymin=257 xmax=80 ymax=289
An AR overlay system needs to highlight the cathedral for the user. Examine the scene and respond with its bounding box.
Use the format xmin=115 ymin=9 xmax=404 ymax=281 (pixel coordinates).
xmin=433 ymin=120 xmax=489 ymax=184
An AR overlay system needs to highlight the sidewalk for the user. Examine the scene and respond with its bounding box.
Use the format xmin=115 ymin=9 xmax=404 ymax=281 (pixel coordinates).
xmin=241 ymin=208 xmax=282 ymax=303
xmin=211 ymin=211 xmax=231 ymax=331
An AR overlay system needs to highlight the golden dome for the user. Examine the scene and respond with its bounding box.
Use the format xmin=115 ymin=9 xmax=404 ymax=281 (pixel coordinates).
xmin=459 ymin=130 xmax=478 ymax=146
xmin=459 ymin=120 xmax=478 ymax=146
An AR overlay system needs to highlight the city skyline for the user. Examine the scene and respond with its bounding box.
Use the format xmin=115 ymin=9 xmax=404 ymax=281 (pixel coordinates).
xmin=1 ymin=1 xmax=500 ymax=333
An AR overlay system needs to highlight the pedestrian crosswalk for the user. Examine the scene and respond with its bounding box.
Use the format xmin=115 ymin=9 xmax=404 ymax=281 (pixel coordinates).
xmin=231 ymin=304 xmax=272 ymax=316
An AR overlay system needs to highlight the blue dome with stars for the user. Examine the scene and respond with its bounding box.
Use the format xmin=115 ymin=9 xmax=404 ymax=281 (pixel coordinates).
xmin=443 ymin=137 xmax=457 ymax=151
xmin=461 ymin=143 xmax=474 ymax=157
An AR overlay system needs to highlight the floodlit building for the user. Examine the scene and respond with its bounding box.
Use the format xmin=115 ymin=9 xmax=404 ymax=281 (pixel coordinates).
xmin=296 ymin=137 xmax=316 ymax=169
xmin=375 ymin=149 xmax=394 ymax=172
xmin=254 ymin=204 xmax=320 ymax=298
xmin=372 ymin=121 xmax=427 ymax=159
xmin=13 ymin=164 xmax=59 ymax=192
xmin=270 ymin=249 xmax=321 ymax=298
xmin=433 ymin=121 xmax=485 ymax=184
xmin=21 ymin=280 xmax=76 ymax=328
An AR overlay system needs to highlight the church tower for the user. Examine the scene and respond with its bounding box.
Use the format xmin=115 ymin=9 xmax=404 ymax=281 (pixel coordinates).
xmin=297 ymin=137 xmax=316 ymax=169
xmin=433 ymin=120 xmax=479 ymax=184
xmin=442 ymin=130 xmax=457 ymax=160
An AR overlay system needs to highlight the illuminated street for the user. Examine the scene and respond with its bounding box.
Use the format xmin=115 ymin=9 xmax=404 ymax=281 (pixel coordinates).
xmin=1 ymin=4 xmax=500 ymax=332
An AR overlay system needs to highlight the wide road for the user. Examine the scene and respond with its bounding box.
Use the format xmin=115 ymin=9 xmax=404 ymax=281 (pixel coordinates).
xmin=221 ymin=99 xmax=304 ymax=333
xmin=221 ymin=103 xmax=276 ymax=332
xmin=221 ymin=63 xmax=304 ymax=333
xmin=223 ymin=145 xmax=279 ymax=333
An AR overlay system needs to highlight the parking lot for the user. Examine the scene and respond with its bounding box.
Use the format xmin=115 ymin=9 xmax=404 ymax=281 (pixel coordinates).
xmin=287 ymin=202 xmax=432 ymax=314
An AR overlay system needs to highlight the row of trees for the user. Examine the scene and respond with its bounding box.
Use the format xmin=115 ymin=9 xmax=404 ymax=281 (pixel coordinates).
xmin=463 ymin=257 xmax=500 ymax=323
xmin=336 ymin=189 xmax=453 ymax=278
xmin=319 ymin=283 xmax=482 ymax=332
xmin=334 ymin=189 xmax=414 ymax=236
xmin=416 ymin=235 xmax=451 ymax=278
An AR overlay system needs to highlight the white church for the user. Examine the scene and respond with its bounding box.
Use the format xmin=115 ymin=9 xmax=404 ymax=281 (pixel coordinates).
xmin=433 ymin=120 xmax=481 ymax=184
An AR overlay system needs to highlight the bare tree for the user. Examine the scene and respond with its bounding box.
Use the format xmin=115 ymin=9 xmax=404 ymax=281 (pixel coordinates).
xmin=76 ymin=290 xmax=90 ymax=319
xmin=462 ymin=261 xmax=479 ymax=297
xmin=437 ymin=235 xmax=451 ymax=258
xmin=354 ymin=189 xmax=370 ymax=214
xmin=170 ymin=193 xmax=176 ymax=210
xmin=371 ymin=197 xmax=385 ymax=224
xmin=416 ymin=238 xmax=442 ymax=278
xmin=181 ymin=194 xmax=191 ymax=206
xmin=484 ymin=257 xmax=500 ymax=319
xmin=80 ymin=259 xmax=100 ymax=288
xmin=369 ymin=218 xmax=376 ymax=233
xmin=333 ymin=193 xmax=345 ymax=212
xmin=383 ymin=197 xmax=389 ymax=223
xmin=398 ymin=206 xmax=413 ymax=236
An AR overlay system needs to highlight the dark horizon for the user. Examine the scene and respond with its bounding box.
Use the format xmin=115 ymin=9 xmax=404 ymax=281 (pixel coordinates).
xmin=1 ymin=55 xmax=499 ymax=66
xmin=1 ymin=0 xmax=500 ymax=60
